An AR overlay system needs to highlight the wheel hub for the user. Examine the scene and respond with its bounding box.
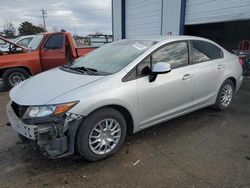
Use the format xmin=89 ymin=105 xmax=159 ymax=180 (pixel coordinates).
xmin=8 ymin=72 xmax=25 ymax=86
xmin=220 ymin=84 xmax=233 ymax=107
xmin=89 ymin=118 xmax=121 ymax=155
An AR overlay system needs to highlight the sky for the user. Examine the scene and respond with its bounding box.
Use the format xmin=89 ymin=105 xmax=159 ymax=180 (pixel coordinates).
xmin=0 ymin=0 xmax=112 ymax=36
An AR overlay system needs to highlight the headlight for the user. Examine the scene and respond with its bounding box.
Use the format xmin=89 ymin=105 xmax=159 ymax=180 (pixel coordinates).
xmin=23 ymin=101 xmax=78 ymax=119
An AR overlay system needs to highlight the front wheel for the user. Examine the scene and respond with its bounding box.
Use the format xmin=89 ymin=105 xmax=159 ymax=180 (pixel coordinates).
xmin=76 ymin=108 xmax=127 ymax=161
xmin=214 ymin=79 xmax=235 ymax=111
xmin=2 ymin=68 xmax=30 ymax=88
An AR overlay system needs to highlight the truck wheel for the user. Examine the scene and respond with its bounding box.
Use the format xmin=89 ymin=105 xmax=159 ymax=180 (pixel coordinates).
xmin=76 ymin=108 xmax=127 ymax=162
xmin=2 ymin=68 xmax=30 ymax=88
xmin=214 ymin=79 xmax=235 ymax=111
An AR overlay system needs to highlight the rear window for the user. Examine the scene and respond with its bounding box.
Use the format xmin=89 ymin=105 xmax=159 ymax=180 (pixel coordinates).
xmin=44 ymin=34 xmax=64 ymax=49
xmin=192 ymin=40 xmax=223 ymax=63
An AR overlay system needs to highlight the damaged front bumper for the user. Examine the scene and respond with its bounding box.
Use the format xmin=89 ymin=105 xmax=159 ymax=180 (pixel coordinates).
xmin=6 ymin=101 xmax=83 ymax=159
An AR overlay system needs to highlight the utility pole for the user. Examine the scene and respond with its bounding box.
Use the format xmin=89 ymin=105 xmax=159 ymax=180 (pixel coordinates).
xmin=41 ymin=9 xmax=47 ymax=31
xmin=74 ymin=26 xmax=77 ymax=39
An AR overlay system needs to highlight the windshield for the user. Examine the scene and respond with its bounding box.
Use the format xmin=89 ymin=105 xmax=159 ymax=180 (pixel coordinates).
xmin=13 ymin=37 xmax=21 ymax=43
xmin=28 ymin=34 xmax=44 ymax=50
xmin=70 ymin=40 xmax=156 ymax=74
xmin=0 ymin=39 xmax=7 ymax=47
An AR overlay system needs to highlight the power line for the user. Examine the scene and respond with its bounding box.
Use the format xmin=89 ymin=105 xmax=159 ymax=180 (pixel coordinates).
xmin=41 ymin=9 xmax=47 ymax=31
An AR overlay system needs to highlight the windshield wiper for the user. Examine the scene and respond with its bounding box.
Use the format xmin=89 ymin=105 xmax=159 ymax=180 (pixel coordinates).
xmin=61 ymin=65 xmax=98 ymax=75
xmin=73 ymin=66 xmax=98 ymax=75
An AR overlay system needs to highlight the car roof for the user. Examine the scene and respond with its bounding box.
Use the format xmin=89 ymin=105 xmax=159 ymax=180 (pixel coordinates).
xmin=123 ymin=35 xmax=225 ymax=50
xmin=127 ymin=35 xmax=211 ymax=42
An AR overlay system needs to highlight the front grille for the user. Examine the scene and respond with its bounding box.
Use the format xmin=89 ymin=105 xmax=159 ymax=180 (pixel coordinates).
xmin=11 ymin=102 xmax=28 ymax=118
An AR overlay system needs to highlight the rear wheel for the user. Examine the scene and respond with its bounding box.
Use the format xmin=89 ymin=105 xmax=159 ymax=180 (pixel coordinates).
xmin=214 ymin=79 xmax=235 ymax=111
xmin=2 ymin=68 xmax=30 ymax=88
xmin=76 ymin=108 xmax=127 ymax=161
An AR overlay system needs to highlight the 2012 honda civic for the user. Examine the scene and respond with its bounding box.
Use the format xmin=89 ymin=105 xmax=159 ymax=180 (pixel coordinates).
xmin=6 ymin=36 xmax=243 ymax=161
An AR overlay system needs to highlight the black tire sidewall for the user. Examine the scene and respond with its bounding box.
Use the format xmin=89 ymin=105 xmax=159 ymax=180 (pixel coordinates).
xmin=215 ymin=79 xmax=235 ymax=111
xmin=76 ymin=107 xmax=127 ymax=162
xmin=2 ymin=68 xmax=29 ymax=88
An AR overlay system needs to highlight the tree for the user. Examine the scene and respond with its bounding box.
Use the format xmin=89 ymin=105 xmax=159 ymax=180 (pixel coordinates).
xmin=3 ymin=21 xmax=16 ymax=38
xmin=18 ymin=21 xmax=45 ymax=36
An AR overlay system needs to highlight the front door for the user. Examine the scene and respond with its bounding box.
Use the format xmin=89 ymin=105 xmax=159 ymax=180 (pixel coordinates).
xmin=137 ymin=41 xmax=194 ymax=128
xmin=40 ymin=33 xmax=66 ymax=70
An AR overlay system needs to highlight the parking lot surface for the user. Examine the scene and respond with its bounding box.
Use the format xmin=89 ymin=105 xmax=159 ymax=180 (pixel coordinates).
xmin=0 ymin=80 xmax=250 ymax=188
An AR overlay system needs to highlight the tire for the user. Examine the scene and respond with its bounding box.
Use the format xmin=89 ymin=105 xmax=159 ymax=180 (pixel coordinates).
xmin=2 ymin=68 xmax=30 ymax=88
xmin=76 ymin=107 xmax=127 ymax=162
xmin=214 ymin=79 xmax=235 ymax=111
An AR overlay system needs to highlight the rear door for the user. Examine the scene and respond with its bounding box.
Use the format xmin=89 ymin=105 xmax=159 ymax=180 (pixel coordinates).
xmin=137 ymin=41 xmax=194 ymax=128
xmin=40 ymin=33 xmax=66 ymax=70
xmin=190 ymin=40 xmax=225 ymax=107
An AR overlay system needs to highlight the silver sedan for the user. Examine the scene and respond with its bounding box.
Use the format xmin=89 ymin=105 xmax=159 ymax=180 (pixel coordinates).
xmin=7 ymin=36 xmax=243 ymax=161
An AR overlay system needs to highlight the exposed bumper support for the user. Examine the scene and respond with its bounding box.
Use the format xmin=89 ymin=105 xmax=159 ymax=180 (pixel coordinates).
xmin=6 ymin=101 xmax=83 ymax=159
xmin=42 ymin=118 xmax=82 ymax=159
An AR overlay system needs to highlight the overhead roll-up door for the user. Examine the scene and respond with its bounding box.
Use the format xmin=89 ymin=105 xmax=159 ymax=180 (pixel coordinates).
xmin=185 ymin=0 xmax=250 ymax=25
xmin=125 ymin=0 xmax=163 ymax=38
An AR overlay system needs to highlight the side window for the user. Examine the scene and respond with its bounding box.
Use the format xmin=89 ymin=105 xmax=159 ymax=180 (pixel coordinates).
xmin=136 ymin=42 xmax=189 ymax=77
xmin=192 ymin=40 xmax=223 ymax=63
xmin=44 ymin=34 xmax=64 ymax=49
xmin=137 ymin=56 xmax=151 ymax=77
xmin=151 ymin=42 xmax=189 ymax=68
xmin=17 ymin=37 xmax=33 ymax=47
xmin=123 ymin=57 xmax=151 ymax=81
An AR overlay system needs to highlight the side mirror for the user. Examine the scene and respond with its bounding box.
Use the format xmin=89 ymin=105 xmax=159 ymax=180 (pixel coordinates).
xmin=151 ymin=62 xmax=171 ymax=74
xmin=149 ymin=62 xmax=171 ymax=82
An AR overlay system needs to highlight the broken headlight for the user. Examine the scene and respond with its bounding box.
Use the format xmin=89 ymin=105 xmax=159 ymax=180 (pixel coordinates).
xmin=23 ymin=101 xmax=78 ymax=119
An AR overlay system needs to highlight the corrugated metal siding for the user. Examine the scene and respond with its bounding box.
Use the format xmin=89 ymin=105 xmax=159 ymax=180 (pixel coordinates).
xmin=125 ymin=0 xmax=163 ymax=38
xmin=185 ymin=0 xmax=250 ymax=25
xmin=162 ymin=0 xmax=182 ymax=35
xmin=112 ymin=0 xmax=122 ymax=41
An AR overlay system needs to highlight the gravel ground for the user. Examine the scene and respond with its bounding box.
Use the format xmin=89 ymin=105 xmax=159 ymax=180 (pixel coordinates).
xmin=0 ymin=80 xmax=250 ymax=188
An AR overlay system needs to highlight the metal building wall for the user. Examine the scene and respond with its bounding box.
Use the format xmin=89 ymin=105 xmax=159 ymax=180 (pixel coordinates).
xmin=185 ymin=0 xmax=250 ymax=25
xmin=112 ymin=0 xmax=184 ymax=40
xmin=112 ymin=0 xmax=122 ymax=41
xmin=162 ymin=0 xmax=183 ymax=35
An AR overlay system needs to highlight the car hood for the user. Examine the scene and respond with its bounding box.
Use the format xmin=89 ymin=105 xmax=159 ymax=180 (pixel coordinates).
xmin=10 ymin=68 xmax=105 ymax=105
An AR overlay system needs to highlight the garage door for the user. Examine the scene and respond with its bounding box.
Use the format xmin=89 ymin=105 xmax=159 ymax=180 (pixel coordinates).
xmin=125 ymin=0 xmax=163 ymax=39
xmin=185 ymin=0 xmax=250 ymax=25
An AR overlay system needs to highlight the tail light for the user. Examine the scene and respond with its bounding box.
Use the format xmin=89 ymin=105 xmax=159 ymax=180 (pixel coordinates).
xmin=238 ymin=58 xmax=244 ymax=66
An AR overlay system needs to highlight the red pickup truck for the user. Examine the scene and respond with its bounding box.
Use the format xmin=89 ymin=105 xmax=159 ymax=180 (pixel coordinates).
xmin=0 ymin=32 xmax=96 ymax=88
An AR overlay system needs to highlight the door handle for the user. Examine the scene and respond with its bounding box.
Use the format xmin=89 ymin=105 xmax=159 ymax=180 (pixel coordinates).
xmin=217 ymin=64 xmax=225 ymax=69
xmin=182 ymin=74 xmax=193 ymax=80
xmin=60 ymin=51 xmax=65 ymax=53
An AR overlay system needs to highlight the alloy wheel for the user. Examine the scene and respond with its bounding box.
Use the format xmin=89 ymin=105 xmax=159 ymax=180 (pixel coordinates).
xmin=89 ymin=118 xmax=121 ymax=155
xmin=8 ymin=72 xmax=25 ymax=86
xmin=220 ymin=84 xmax=233 ymax=107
